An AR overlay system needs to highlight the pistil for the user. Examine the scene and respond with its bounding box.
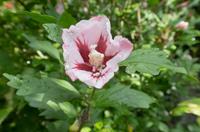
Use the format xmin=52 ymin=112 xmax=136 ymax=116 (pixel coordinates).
xmin=88 ymin=48 xmax=104 ymax=69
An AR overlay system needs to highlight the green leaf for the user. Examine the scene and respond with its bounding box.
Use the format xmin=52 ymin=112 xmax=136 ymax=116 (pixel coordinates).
xmin=94 ymin=84 xmax=155 ymax=109
xmin=43 ymin=23 xmax=62 ymax=44
xmin=19 ymin=11 xmax=57 ymax=23
xmin=172 ymin=98 xmax=200 ymax=117
xmin=42 ymin=101 xmax=77 ymax=118
xmin=3 ymin=73 xmax=22 ymax=89
xmin=3 ymin=73 xmax=80 ymax=97
xmin=51 ymin=78 xmax=80 ymax=95
xmin=46 ymin=120 xmax=69 ymax=132
xmin=0 ymin=50 xmax=15 ymax=73
xmin=58 ymin=11 xmax=76 ymax=28
xmin=158 ymin=122 xmax=169 ymax=132
xmin=58 ymin=102 xmax=77 ymax=118
xmin=121 ymin=48 xmax=187 ymax=75
xmin=24 ymin=35 xmax=61 ymax=63
xmin=148 ymin=0 xmax=160 ymax=6
xmin=3 ymin=73 xmax=79 ymax=119
xmin=0 ymin=106 xmax=13 ymax=125
xmin=177 ymin=56 xmax=200 ymax=78
xmin=176 ymin=30 xmax=200 ymax=46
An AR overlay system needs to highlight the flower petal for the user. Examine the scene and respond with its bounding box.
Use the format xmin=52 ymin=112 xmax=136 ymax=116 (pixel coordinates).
xmin=94 ymin=65 xmax=118 ymax=88
xmin=62 ymin=16 xmax=111 ymax=52
xmin=105 ymin=36 xmax=133 ymax=66
xmin=62 ymin=38 xmax=84 ymax=81
xmin=72 ymin=64 xmax=118 ymax=89
xmin=72 ymin=70 xmax=96 ymax=87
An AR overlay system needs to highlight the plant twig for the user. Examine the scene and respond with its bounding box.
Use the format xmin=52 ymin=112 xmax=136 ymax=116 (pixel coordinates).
xmin=78 ymin=88 xmax=96 ymax=131
xmin=137 ymin=4 xmax=143 ymax=41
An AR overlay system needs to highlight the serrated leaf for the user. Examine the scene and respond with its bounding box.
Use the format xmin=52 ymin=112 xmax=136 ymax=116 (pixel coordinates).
xmin=24 ymin=35 xmax=61 ymax=63
xmin=3 ymin=73 xmax=80 ymax=98
xmin=3 ymin=73 xmax=79 ymax=119
xmin=3 ymin=73 xmax=22 ymax=89
xmin=43 ymin=23 xmax=62 ymax=44
xmin=19 ymin=11 xmax=57 ymax=23
xmin=121 ymin=48 xmax=186 ymax=75
xmin=94 ymin=84 xmax=155 ymax=109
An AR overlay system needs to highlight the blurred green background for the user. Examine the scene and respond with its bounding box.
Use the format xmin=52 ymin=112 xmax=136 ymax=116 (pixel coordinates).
xmin=0 ymin=0 xmax=200 ymax=132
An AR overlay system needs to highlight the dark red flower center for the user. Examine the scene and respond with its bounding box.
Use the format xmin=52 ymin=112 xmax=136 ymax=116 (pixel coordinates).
xmin=74 ymin=34 xmax=117 ymax=76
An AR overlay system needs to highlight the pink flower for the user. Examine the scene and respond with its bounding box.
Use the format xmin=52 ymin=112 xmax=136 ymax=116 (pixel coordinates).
xmin=62 ymin=16 xmax=133 ymax=88
xmin=176 ymin=21 xmax=189 ymax=30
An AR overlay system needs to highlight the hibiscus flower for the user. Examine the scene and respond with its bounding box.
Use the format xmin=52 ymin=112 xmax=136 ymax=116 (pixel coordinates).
xmin=62 ymin=16 xmax=133 ymax=88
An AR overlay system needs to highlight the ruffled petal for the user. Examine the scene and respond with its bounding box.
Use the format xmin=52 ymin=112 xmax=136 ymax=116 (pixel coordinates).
xmin=62 ymin=36 xmax=84 ymax=81
xmin=62 ymin=16 xmax=112 ymax=54
xmin=106 ymin=36 xmax=133 ymax=66
xmin=72 ymin=70 xmax=96 ymax=87
xmin=72 ymin=64 xmax=118 ymax=89
xmin=94 ymin=64 xmax=118 ymax=88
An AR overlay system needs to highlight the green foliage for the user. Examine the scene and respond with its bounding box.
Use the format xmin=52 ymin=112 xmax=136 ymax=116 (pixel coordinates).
xmin=18 ymin=10 xmax=76 ymax=28
xmin=43 ymin=23 xmax=62 ymax=44
xmin=24 ymin=35 xmax=62 ymax=63
xmin=3 ymin=73 xmax=79 ymax=119
xmin=121 ymin=48 xmax=187 ymax=75
xmin=58 ymin=11 xmax=76 ymax=28
xmin=0 ymin=106 xmax=13 ymax=125
xmin=46 ymin=120 xmax=69 ymax=132
xmin=176 ymin=30 xmax=200 ymax=46
xmin=94 ymin=84 xmax=155 ymax=109
xmin=172 ymin=98 xmax=200 ymax=116
xmin=0 ymin=0 xmax=200 ymax=132
xmin=19 ymin=11 xmax=57 ymax=23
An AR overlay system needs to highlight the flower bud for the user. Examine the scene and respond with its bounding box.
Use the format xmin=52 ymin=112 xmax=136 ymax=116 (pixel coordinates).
xmin=55 ymin=2 xmax=64 ymax=15
xmin=176 ymin=21 xmax=189 ymax=30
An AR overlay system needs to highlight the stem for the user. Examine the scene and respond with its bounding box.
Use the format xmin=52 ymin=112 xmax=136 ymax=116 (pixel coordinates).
xmin=78 ymin=88 xmax=96 ymax=130
xmin=137 ymin=4 xmax=143 ymax=41
xmin=89 ymin=88 xmax=96 ymax=101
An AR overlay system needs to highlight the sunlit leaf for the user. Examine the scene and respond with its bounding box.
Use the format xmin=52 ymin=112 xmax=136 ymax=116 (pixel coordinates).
xmin=121 ymin=48 xmax=187 ymax=75
xmin=94 ymin=84 xmax=155 ymax=109
xmin=172 ymin=98 xmax=200 ymax=116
